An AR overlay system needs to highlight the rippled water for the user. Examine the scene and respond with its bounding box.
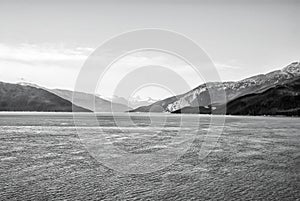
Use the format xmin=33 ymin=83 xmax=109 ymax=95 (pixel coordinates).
xmin=0 ymin=112 xmax=299 ymax=200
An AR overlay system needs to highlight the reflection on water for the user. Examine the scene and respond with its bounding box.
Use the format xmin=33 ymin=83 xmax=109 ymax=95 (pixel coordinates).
xmin=0 ymin=113 xmax=299 ymax=200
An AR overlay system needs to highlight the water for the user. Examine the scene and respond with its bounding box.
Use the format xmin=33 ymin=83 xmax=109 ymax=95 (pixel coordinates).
xmin=0 ymin=113 xmax=299 ymax=200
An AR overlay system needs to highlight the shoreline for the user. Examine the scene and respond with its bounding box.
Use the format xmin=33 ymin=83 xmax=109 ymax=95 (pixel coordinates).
xmin=0 ymin=111 xmax=299 ymax=118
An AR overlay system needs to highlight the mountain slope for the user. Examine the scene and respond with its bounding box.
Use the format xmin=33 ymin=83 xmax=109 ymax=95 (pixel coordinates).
xmin=0 ymin=82 xmax=90 ymax=112
xmin=172 ymin=77 xmax=300 ymax=116
xmin=50 ymin=89 xmax=131 ymax=112
xmin=223 ymin=77 xmax=300 ymax=116
xmin=18 ymin=82 xmax=132 ymax=112
xmin=131 ymin=62 xmax=300 ymax=113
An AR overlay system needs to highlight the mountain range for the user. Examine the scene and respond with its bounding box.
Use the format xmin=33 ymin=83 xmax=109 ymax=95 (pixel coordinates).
xmin=1 ymin=83 xmax=131 ymax=112
xmin=0 ymin=62 xmax=299 ymax=116
xmin=172 ymin=76 xmax=300 ymax=116
xmin=110 ymin=95 xmax=159 ymax=108
xmin=48 ymin=89 xmax=131 ymax=112
xmin=0 ymin=82 xmax=90 ymax=112
xmin=130 ymin=62 xmax=300 ymax=116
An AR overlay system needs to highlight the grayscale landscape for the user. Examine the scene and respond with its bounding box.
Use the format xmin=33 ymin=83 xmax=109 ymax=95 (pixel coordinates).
xmin=0 ymin=0 xmax=299 ymax=200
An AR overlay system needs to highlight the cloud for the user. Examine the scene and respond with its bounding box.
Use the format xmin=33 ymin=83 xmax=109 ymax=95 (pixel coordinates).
xmin=215 ymin=62 xmax=241 ymax=70
xmin=0 ymin=43 xmax=94 ymax=65
xmin=0 ymin=43 xmax=95 ymax=89
xmin=97 ymin=50 xmax=204 ymax=98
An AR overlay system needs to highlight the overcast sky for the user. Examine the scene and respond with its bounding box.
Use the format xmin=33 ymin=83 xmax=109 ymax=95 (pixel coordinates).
xmin=0 ymin=0 xmax=299 ymax=99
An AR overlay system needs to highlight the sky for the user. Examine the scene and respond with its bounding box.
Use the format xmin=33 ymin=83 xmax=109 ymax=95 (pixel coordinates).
xmin=0 ymin=0 xmax=299 ymax=100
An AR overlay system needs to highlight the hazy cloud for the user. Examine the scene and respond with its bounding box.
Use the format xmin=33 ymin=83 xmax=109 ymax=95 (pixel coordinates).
xmin=0 ymin=43 xmax=93 ymax=65
xmin=0 ymin=43 xmax=95 ymax=89
xmin=97 ymin=50 xmax=204 ymax=99
xmin=215 ymin=62 xmax=241 ymax=70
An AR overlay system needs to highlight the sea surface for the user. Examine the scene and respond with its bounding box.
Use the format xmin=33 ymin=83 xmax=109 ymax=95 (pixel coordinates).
xmin=0 ymin=112 xmax=299 ymax=200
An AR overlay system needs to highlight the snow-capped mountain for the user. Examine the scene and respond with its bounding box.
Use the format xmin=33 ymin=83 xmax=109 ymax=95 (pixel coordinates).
xmin=111 ymin=95 xmax=159 ymax=108
xmin=130 ymin=62 xmax=300 ymax=113
xmin=172 ymin=76 xmax=300 ymax=116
